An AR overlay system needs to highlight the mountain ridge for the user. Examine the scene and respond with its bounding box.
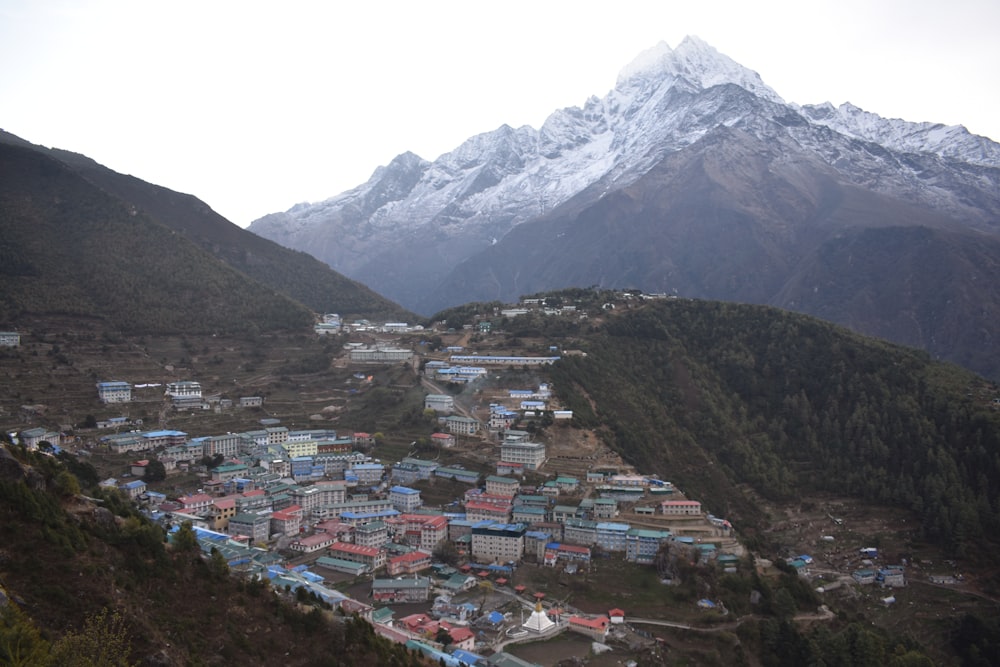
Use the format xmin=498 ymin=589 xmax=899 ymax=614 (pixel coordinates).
xmin=0 ymin=130 xmax=412 ymax=324
xmin=247 ymin=37 xmax=1000 ymax=378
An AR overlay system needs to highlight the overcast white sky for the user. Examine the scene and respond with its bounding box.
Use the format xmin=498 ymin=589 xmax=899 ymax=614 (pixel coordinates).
xmin=2 ymin=0 xmax=998 ymax=227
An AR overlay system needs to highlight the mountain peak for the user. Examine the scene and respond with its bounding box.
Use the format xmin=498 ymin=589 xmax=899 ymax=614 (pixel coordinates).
xmin=616 ymin=35 xmax=783 ymax=105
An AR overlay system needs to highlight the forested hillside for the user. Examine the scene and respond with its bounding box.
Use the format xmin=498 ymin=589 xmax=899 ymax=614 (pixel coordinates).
xmin=0 ymin=443 xmax=428 ymax=666
xmin=545 ymin=299 xmax=1000 ymax=554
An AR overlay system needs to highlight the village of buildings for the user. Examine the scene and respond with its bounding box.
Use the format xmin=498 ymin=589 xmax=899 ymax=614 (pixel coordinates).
xmin=1 ymin=302 xmax=911 ymax=667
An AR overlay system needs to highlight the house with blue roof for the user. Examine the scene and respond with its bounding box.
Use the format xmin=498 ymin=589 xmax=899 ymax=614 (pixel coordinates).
xmin=389 ymin=485 xmax=422 ymax=512
xmin=120 ymin=479 xmax=147 ymax=500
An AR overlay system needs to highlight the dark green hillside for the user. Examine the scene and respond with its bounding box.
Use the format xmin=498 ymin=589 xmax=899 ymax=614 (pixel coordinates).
xmin=547 ymin=299 xmax=1000 ymax=553
xmin=0 ymin=444 xmax=428 ymax=666
xmin=0 ymin=142 xmax=313 ymax=334
xmin=0 ymin=131 xmax=412 ymax=322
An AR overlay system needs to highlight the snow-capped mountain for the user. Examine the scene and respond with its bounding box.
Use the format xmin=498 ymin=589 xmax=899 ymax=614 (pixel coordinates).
xmin=249 ymin=36 xmax=1000 ymax=378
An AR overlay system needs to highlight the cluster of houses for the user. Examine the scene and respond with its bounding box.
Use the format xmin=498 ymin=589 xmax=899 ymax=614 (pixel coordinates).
xmin=101 ymin=411 xmax=734 ymax=586
xmin=314 ymin=314 xmax=425 ymax=337
xmin=95 ymin=378 xmax=263 ymax=413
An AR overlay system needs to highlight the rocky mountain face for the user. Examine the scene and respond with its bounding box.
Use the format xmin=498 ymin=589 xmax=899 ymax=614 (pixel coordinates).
xmin=249 ymin=36 xmax=1000 ymax=378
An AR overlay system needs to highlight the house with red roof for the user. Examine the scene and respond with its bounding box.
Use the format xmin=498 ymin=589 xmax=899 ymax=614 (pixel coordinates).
xmin=329 ymin=541 xmax=386 ymax=570
xmin=270 ymin=507 xmax=302 ymax=536
xmin=447 ymin=626 xmax=475 ymax=651
xmin=465 ymin=501 xmax=512 ymax=523
xmin=387 ymin=550 xmax=432 ymax=576
xmin=609 ymin=608 xmax=625 ymax=624
xmin=568 ymin=615 xmax=610 ymax=640
xmin=177 ymin=493 xmax=213 ymax=514
xmin=209 ymin=496 xmax=237 ymax=531
xmin=431 ymin=432 xmax=456 ymax=448
xmin=290 ymin=533 xmax=336 ymax=554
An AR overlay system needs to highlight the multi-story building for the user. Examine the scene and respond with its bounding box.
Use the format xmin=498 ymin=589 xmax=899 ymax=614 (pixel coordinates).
xmin=592 ymin=498 xmax=618 ymax=520
xmin=177 ymin=493 xmax=214 ymax=515
xmin=552 ymin=505 xmax=581 ymax=523
xmin=392 ymin=457 xmax=440 ymax=484
xmin=419 ymin=515 xmax=448 ymax=552
xmin=282 ymin=440 xmax=319 ymax=459
xmin=314 ymin=452 xmax=365 ymax=478
xmin=328 ymin=542 xmax=386 ymax=571
xmin=319 ymin=498 xmax=393 ymax=521
xmin=497 ymin=461 xmax=525 ymax=477
xmin=354 ymin=521 xmax=389 ymax=550
xmin=444 ymin=416 xmax=479 ymax=436
xmin=349 ymin=347 xmax=413 ymax=364
xmin=625 ymin=528 xmax=672 ymax=564
xmin=386 ymin=551 xmax=432 ymax=576
xmin=500 ymin=441 xmax=546 ymax=471
xmin=141 ymin=430 xmax=188 ymax=449
xmin=471 ymin=523 xmax=526 ymax=563
xmin=96 ymin=381 xmax=132 ymax=403
xmin=448 ymin=355 xmax=560 ymax=367
xmin=371 ymin=576 xmax=430 ymax=603
xmin=19 ymin=428 xmax=60 ymax=450
xmin=488 ymin=405 xmax=519 ymax=431
xmin=165 ymin=381 xmax=202 ymax=409
xmin=389 ymin=486 xmax=422 ymax=512
xmin=203 ymin=433 xmax=241 ymax=458
xmin=424 ymin=394 xmax=455 ymax=413
xmin=563 ymin=519 xmax=597 ymax=546
xmin=595 ymin=522 xmax=630 ymax=553
xmin=660 ymin=500 xmax=702 ymax=516
xmin=228 ymin=512 xmax=271 ymax=544
xmin=465 ymin=501 xmax=512 ymax=524
xmin=512 ymin=505 xmax=547 ymax=525
xmin=209 ymin=497 xmax=237 ymax=532
xmin=311 ymin=480 xmax=348 ymax=506
xmin=270 ymin=507 xmax=303 ymax=536
xmin=485 ymin=476 xmax=519 ymax=498
xmin=289 ymin=485 xmax=324 ymax=516
xmin=211 ymin=463 xmax=249 ymax=483
xmin=236 ymin=489 xmax=270 ymax=513
xmin=349 ymin=463 xmax=385 ymax=486
xmin=543 ymin=542 xmax=592 ymax=566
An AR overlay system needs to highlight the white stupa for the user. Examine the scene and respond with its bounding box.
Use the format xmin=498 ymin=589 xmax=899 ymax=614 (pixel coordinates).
xmin=523 ymin=601 xmax=555 ymax=633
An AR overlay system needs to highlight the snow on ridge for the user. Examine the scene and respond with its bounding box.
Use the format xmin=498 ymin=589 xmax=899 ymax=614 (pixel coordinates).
xmin=616 ymin=40 xmax=674 ymax=84
xmin=616 ymin=35 xmax=784 ymax=105
xmin=797 ymin=101 xmax=1000 ymax=167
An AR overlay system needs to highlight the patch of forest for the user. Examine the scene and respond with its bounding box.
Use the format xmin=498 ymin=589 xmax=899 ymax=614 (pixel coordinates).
xmin=546 ymin=299 xmax=1000 ymax=557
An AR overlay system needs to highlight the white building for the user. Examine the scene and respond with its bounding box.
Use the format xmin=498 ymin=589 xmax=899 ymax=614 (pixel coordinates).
xmin=424 ymin=394 xmax=455 ymax=413
xmin=388 ymin=486 xmax=422 ymax=512
xmin=349 ymin=347 xmax=413 ymax=363
xmin=96 ymin=381 xmax=132 ymax=403
xmin=471 ymin=523 xmax=526 ymax=563
xmin=500 ymin=441 xmax=546 ymax=471
xmin=165 ymin=381 xmax=202 ymax=398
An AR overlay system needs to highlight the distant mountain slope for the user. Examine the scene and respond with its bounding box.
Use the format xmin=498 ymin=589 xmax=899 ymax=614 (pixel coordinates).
xmin=541 ymin=297 xmax=1000 ymax=553
xmin=0 ymin=141 xmax=314 ymax=334
xmin=248 ymin=36 xmax=1000 ymax=379
xmin=435 ymin=125 xmax=1000 ymax=379
xmin=0 ymin=131 xmax=412 ymax=323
